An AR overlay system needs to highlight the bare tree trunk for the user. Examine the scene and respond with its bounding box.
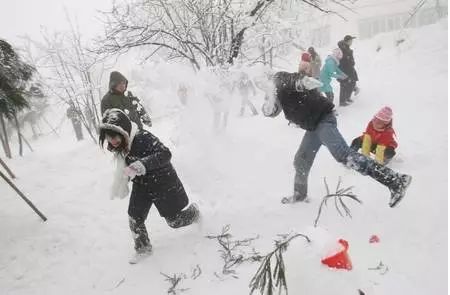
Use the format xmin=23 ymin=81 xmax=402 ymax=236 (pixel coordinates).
xmin=30 ymin=122 xmax=38 ymax=139
xmin=0 ymin=156 xmax=15 ymax=179
xmin=0 ymin=113 xmax=12 ymax=158
xmin=74 ymin=106 xmax=97 ymax=143
xmin=42 ymin=115 xmax=59 ymax=138
xmin=13 ymin=112 xmax=23 ymax=156
xmin=20 ymin=133 xmax=34 ymax=152
xmin=228 ymin=0 xmax=276 ymax=64
xmin=269 ymin=47 xmax=273 ymax=68
xmin=435 ymin=0 xmax=443 ymax=18
xmin=0 ymin=122 xmax=7 ymax=155
xmin=261 ymin=36 xmax=266 ymax=65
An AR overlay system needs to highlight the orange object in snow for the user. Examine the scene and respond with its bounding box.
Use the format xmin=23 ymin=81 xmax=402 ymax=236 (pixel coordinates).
xmin=321 ymin=239 xmax=353 ymax=270
xmin=369 ymin=235 xmax=380 ymax=243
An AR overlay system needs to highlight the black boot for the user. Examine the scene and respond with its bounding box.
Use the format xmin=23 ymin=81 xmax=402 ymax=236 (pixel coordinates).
xmin=165 ymin=203 xmax=200 ymax=228
xmin=346 ymin=153 xmax=412 ymax=207
xmin=129 ymin=216 xmax=152 ymax=253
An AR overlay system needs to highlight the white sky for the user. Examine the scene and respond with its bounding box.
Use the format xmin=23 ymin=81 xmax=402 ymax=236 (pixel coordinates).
xmin=0 ymin=0 xmax=113 ymax=44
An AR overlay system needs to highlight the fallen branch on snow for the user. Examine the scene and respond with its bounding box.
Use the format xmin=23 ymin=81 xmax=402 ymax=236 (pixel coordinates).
xmin=249 ymin=233 xmax=311 ymax=295
xmin=314 ymin=177 xmax=361 ymax=227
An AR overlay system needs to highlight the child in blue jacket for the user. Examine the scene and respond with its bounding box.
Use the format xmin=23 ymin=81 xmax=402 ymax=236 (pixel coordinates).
xmin=320 ymin=48 xmax=347 ymax=103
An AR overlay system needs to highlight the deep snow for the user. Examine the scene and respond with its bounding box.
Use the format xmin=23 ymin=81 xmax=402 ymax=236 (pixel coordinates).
xmin=0 ymin=20 xmax=447 ymax=295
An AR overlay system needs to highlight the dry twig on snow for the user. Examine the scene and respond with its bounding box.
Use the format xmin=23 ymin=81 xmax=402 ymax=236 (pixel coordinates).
xmin=314 ymin=177 xmax=362 ymax=227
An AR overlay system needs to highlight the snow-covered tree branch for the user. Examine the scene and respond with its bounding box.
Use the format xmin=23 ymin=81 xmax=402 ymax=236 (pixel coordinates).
xmin=96 ymin=0 xmax=355 ymax=68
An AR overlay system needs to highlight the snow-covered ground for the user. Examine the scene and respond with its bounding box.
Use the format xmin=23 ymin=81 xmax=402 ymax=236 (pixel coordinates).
xmin=0 ymin=20 xmax=447 ymax=294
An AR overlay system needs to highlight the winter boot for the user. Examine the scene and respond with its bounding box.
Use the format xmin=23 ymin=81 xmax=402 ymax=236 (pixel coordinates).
xmin=165 ymin=203 xmax=200 ymax=228
xmin=281 ymin=191 xmax=309 ymax=204
xmin=129 ymin=243 xmax=153 ymax=264
xmin=368 ymin=164 xmax=412 ymax=207
xmin=346 ymin=153 xmax=412 ymax=207
xmin=129 ymin=216 xmax=152 ymax=252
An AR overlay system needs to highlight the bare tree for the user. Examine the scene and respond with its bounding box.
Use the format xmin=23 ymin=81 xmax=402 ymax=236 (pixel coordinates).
xmin=97 ymin=0 xmax=242 ymax=69
xmin=22 ymin=13 xmax=108 ymax=143
xmin=96 ymin=0 xmax=353 ymax=68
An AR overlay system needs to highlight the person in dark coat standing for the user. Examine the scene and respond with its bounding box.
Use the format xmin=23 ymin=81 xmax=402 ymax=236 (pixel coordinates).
xmin=337 ymin=35 xmax=359 ymax=106
xmin=99 ymin=108 xmax=199 ymax=263
xmin=257 ymin=71 xmax=411 ymax=208
xmin=101 ymin=71 xmax=152 ymax=130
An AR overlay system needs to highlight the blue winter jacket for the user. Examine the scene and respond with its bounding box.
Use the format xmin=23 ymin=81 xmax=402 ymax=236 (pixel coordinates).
xmin=319 ymin=56 xmax=346 ymax=93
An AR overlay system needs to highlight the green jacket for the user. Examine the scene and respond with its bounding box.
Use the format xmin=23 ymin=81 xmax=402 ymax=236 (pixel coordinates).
xmin=101 ymin=71 xmax=144 ymax=129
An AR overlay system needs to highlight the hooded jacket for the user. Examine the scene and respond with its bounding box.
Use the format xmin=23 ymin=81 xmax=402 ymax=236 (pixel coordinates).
xmin=101 ymin=71 xmax=143 ymax=129
xmin=99 ymin=108 xmax=188 ymax=209
xmin=362 ymin=121 xmax=398 ymax=149
xmin=320 ymin=55 xmax=346 ymax=93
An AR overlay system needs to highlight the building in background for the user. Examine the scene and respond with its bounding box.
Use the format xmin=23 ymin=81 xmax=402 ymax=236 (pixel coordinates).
xmin=305 ymin=0 xmax=447 ymax=47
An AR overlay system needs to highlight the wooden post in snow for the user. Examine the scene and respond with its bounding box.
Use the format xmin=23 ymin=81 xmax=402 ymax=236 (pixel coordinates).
xmin=0 ymin=170 xmax=47 ymax=222
xmin=0 ymin=156 xmax=15 ymax=179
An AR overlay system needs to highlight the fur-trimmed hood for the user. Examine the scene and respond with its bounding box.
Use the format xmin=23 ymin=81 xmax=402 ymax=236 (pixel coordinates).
xmin=99 ymin=108 xmax=138 ymax=153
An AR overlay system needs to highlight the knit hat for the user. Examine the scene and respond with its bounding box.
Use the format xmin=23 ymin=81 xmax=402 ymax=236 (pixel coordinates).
xmin=374 ymin=106 xmax=393 ymax=122
xmin=99 ymin=108 xmax=132 ymax=141
xmin=332 ymin=48 xmax=343 ymax=60
xmin=301 ymin=52 xmax=311 ymax=62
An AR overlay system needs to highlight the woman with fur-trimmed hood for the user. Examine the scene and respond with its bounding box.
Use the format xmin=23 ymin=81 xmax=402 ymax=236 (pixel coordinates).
xmin=99 ymin=109 xmax=199 ymax=263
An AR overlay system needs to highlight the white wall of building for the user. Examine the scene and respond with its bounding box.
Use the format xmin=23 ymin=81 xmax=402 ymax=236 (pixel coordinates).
xmin=300 ymin=0 xmax=447 ymax=47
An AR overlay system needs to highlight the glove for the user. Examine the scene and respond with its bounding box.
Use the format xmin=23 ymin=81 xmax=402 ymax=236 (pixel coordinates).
xmin=300 ymin=76 xmax=323 ymax=90
xmin=124 ymin=161 xmax=146 ymax=179
xmin=337 ymin=73 xmax=348 ymax=80
xmin=141 ymin=114 xmax=152 ymax=127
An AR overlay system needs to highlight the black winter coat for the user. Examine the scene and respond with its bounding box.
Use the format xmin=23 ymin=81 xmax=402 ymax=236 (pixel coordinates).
xmin=274 ymin=72 xmax=334 ymax=131
xmin=125 ymin=130 xmax=188 ymax=202
xmin=337 ymin=41 xmax=359 ymax=82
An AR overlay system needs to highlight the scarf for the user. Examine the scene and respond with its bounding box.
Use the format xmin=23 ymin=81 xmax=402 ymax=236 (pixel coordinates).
xmin=110 ymin=122 xmax=138 ymax=200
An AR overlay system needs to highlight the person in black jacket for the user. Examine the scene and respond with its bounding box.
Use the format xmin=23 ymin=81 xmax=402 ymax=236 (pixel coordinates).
xmin=99 ymin=109 xmax=199 ymax=262
xmin=337 ymin=35 xmax=359 ymax=106
xmin=258 ymin=71 xmax=411 ymax=208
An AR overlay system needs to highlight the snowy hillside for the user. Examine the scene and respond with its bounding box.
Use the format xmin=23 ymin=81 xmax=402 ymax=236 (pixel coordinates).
xmin=0 ymin=20 xmax=447 ymax=295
